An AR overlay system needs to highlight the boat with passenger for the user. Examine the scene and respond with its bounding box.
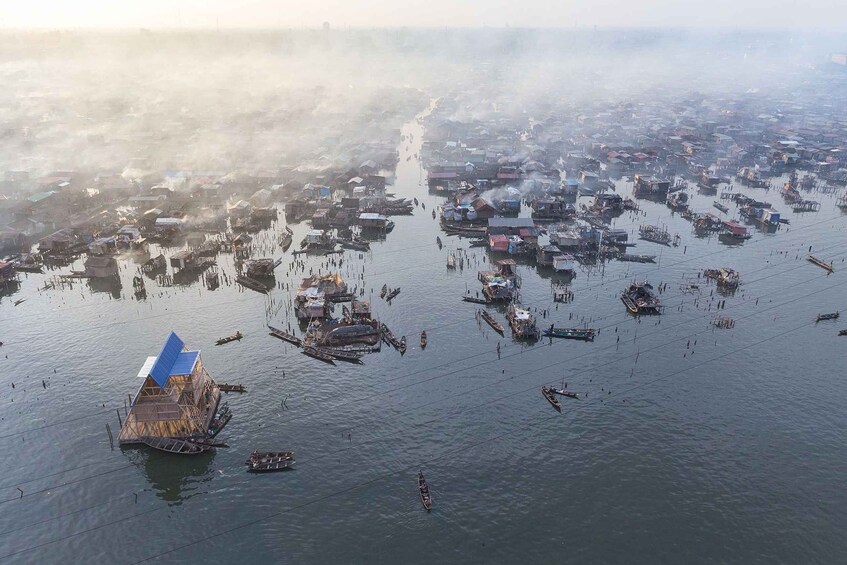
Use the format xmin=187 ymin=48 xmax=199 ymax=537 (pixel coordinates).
xmin=541 ymin=386 xmax=562 ymax=412
xmin=807 ymin=255 xmax=834 ymax=272
xmin=418 ymin=471 xmax=432 ymax=511
xmin=817 ymin=311 xmax=840 ymax=322
xmin=215 ymin=331 xmax=243 ymax=345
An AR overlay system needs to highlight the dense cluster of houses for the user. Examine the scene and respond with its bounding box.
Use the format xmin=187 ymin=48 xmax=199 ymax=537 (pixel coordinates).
xmin=417 ymin=68 xmax=847 ymax=271
xmin=0 ymin=134 xmax=409 ymax=284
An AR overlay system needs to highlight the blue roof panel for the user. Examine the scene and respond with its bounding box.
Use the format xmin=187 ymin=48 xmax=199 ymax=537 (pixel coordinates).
xmin=170 ymin=351 xmax=200 ymax=377
xmin=149 ymin=332 xmax=184 ymax=387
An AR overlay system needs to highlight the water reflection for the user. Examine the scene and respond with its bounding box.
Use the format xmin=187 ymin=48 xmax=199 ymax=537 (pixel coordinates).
xmin=0 ymin=279 xmax=21 ymax=301
xmin=718 ymin=233 xmax=747 ymax=246
xmin=87 ymin=276 xmax=122 ymax=298
xmin=125 ymin=447 xmax=217 ymax=505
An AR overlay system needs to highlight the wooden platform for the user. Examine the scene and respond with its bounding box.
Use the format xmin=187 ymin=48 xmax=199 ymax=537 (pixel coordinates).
xmin=118 ymin=385 xmax=220 ymax=444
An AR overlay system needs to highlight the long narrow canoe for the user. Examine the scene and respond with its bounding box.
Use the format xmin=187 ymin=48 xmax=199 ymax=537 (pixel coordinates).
xmin=418 ymin=471 xmax=432 ymax=512
xmin=237 ymin=275 xmax=271 ymax=293
xmin=541 ymin=387 xmax=562 ymax=412
xmin=316 ymin=347 xmax=364 ymax=364
xmin=246 ymin=451 xmax=294 ymax=464
xmin=381 ymin=324 xmax=402 ymax=350
xmin=816 ymin=311 xmax=840 ymax=322
xmin=215 ymin=331 xmax=243 ymax=345
xmin=542 ymin=327 xmax=595 ymax=341
xmin=479 ymin=309 xmax=505 ymax=334
xmin=268 ymin=325 xmax=302 ymax=346
xmin=248 ymin=459 xmax=295 ymax=473
xmin=807 ymin=255 xmax=834 ymax=272
xmin=302 ymin=346 xmax=336 ymax=364
xmin=207 ymin=412 xmax=233 ymax=438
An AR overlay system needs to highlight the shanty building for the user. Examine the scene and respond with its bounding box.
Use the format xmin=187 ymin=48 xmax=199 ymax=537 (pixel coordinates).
xmin=118 ymin=332 xmax=220 ymax=444
xmin=84 ymin=255 xmax=119 ymax=278
xmin=633 ymin=175 xmax=671 ymax=197
xmin=487 ymin=217 xmax=537 ymax=237
xmin=0 ymin=261 xmax=17 ymax=287
xmin=358 ymin=212 xmax=389 ymax=229
xmin=170 ymin=249 xmax=197 ymax=271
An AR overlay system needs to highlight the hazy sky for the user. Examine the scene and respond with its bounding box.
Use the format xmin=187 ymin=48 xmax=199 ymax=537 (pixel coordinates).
xmin=2 ymin=0 xmax=847 ymax=30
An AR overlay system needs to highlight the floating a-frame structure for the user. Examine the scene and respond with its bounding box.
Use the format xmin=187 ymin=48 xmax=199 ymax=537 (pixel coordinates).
xmin=118 ymin=332 xmax=221 ymax=444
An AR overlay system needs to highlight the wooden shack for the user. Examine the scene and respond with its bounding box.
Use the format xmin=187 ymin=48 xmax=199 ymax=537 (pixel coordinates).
xmin=0 ymin=261 xmax=17 ymax=287
xmin=118 ymin=332 xmax=220 ymax=444
xmin=170 ymin=249 xmax=197 ymax=271
xmin=633 ymin=175 xmax=670 ymax=197
xmin=84 ymin=256 xmax=119 ymax=278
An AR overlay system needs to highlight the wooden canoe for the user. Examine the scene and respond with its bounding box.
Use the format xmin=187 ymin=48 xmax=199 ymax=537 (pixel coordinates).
xmin=418 ymin=471 xmax=432 ymax=512
xmin=302 ymin=346 xmax=336 ymax=364
xmin=541 ymin=387 xmax=562 ymax=412
xmin=479 ymin=309 xmax=504 ymax=334
xmin=215 ymin=331 xmax=243 ymax=345
xmin=248 ymin=459 xmax=295 ymax=473
xmin=268 ymin=325 xmax=302 ymax=346
xmin=542 ymin=327 xmax=595 ymax=341
xmin=316 ymin=347 xmax=364 ymax=364
xmin=219 ymin=384 xmax=247 ymax=393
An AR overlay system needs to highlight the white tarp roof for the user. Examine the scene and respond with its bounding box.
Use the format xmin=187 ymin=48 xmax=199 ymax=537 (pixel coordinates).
xmin=137 ymin=356 xmax=158 ymax=378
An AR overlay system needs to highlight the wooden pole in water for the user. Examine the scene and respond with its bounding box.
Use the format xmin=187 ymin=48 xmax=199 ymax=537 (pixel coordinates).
xmin=106 ymin=423 xmax=114 ymax=450
xmin=116 ymin=408 xmax=122 ymax=427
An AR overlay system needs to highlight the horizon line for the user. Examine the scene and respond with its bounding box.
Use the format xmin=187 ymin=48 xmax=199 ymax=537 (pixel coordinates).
xmin=0 ymin=25 xmax=845 ymax=33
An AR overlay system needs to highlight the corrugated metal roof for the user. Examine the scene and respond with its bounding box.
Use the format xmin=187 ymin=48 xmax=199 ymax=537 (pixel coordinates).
xmin=28 ymin=191 xmax=56 ymax=203
xmin=149 ymin=332 xmax=184 ymax=387
xmin=488 ymin=218 xmax=535 ymax=228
